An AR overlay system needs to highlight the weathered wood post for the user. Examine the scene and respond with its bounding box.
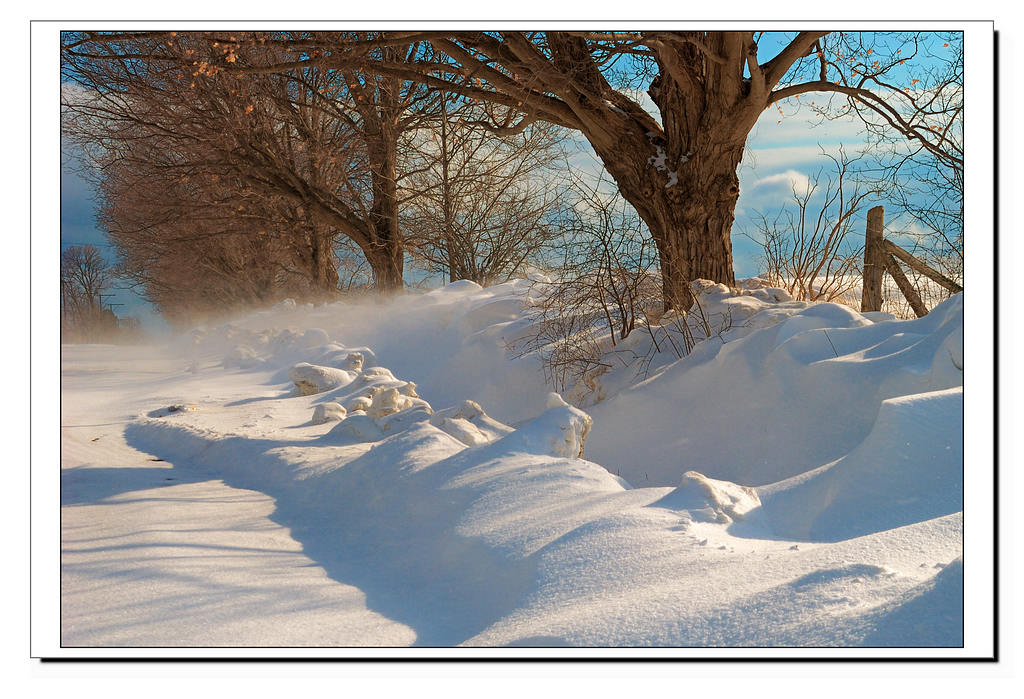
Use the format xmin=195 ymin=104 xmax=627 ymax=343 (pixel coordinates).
xmin=884 ymin=254 xmax=929 ymax=318
xmin=861 ymin=205 xmax=885 ymax=313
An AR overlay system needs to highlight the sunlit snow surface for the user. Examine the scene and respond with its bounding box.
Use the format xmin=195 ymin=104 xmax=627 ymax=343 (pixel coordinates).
xmin=60 ymin=280 xmax=963 ymax=648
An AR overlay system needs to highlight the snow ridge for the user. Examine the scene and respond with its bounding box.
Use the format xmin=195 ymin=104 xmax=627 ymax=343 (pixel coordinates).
xmin=109 ymin=283 xmax=963 ymax=646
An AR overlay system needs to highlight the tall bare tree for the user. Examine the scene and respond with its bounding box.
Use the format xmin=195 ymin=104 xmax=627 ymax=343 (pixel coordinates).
xmin=64 ymin=30 xmax=964 ymax=310
xmin=98 ymin=153 xmax=334 ymax=324
xmin=62 ymin=31 xmax=439 ymax=294
xmin=61 ymin=244 xmax=115 ymax=339
xmin=400 ymin=91 xmax=564 ymax=285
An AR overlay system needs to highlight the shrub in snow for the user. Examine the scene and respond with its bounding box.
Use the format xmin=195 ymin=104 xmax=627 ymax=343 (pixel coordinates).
xmin=366 ymin=387 xmax=412 ymax=419
xmin=288 ymin=362 xmax=356 ymax=396
xmin=311 ymin=402 xmax=346 ymax=425
xmin=345 ymin=352 xmax=364 ymax=372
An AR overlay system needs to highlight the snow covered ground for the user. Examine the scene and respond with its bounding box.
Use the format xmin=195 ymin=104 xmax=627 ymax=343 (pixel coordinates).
xmin=54 ymin=279 xmax=976 ymax=655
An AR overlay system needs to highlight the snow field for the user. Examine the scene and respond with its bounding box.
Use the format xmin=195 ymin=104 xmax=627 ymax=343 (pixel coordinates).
xmin=60 ymin=345 xmax=416 ymax=646
xmin=87 ymin=278 xmax=964 ymax=647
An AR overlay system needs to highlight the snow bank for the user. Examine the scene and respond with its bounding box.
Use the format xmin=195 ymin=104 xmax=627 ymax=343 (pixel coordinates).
xmin=125 ymin=375 xmax=646 ymax=645
xmin=100 ymin=277 xmax=963 ymax=647
xmin=757 ymin=386 xmax=963 ymax=541
xmin=586 ymin=294 xmax=963 ymax=486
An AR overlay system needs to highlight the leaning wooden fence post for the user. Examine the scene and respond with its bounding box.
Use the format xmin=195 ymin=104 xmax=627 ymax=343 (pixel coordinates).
xmin=884 ymin=253 xmax=929 ymax=318
xmin=861 ymin=205 xmax=885 ymax=313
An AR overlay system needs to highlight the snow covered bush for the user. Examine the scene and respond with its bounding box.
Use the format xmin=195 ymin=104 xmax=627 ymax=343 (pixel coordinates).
xmin=311 ymin=402 xmax=346 ymax=425
xmin=288 ymin=362 xmax=356 ymax=396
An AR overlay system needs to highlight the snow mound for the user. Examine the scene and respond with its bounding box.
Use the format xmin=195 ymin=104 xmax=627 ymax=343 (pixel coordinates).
xmin=757 ymin=386 xmax=963 ymax=541
xmin=358 ymin=366 xmax=396 ymax=382
xmin=311 ymin=346 xmax=377 ymax=372
xmin=311 ymin=401 xmax=346 ymax=425
xmin=429 ymin=400 xmax=514 ymax=447
xmin=652 ymin=471 xmax=761 ymax=523
xmin=270 ymin=328 xmax=332 ymax=359
xmin=222 ymin=344 xmax=263 ymax=368
xmin=288 ymin=362 xmax=357 ymax=396
xmin=327 ymin=412 xmax=385 ymax=443
xmin=586 ymin=294 xmax=963 ymax=486
xmin=490 ymin=394 xmax=594 ymax=459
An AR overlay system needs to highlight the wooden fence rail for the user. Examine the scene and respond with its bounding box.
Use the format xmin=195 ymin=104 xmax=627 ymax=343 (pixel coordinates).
xmin=861 ymin=205 xmax=963 ymax=318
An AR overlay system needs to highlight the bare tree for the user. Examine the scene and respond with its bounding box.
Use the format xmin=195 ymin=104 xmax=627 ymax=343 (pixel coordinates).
xmin=746 ymin=150 xmax=879 ymax=304
xmin=62 ymin=31 xmax=440 ymax=295
xmin=61 ymin=244 xmax=116 ymax=340
xmin=848 ymin=32 xmax=964 ymax=291
xmin=513 ymin=171 xmax=661 ymax=392
xmin=88 ymin=121 xmax=349 ymax=325
xmin=400 ymin=91 xmax=564 ymax=285
xmin=174 ymin=30 xmax=958 ymax=310
xmin=65 ymin=30 xmax=964 ymax=311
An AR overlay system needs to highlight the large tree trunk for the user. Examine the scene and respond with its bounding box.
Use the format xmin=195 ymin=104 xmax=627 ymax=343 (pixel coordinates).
xmin=309 ymin=227 xmax=340 ymax=299
xmin=545 ymin=32 xmax=760 ymax=311
xmin=364 ymin=125 xmax=405 ymax=293
xmin=591 ymin=131 xmax=746 ymax=310
xmin=621 ymin=146 xmax=742 ymax=310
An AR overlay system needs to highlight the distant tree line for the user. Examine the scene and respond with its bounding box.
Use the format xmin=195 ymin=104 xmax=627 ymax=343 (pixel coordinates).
xmin=62 ymin=32 xmax=565 ymax=326
xmin=60 ymin=244 xmax=141 ymax=342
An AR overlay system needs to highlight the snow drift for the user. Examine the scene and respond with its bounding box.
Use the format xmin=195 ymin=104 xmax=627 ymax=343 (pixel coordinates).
xmin=585 ymin=293 xmax=963 ymax=486
xmin=63 ymin=278 xmax=965 ymax=648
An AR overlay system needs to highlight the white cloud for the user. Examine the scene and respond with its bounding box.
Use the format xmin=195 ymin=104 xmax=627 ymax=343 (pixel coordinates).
xmin=749 ymin=169 xmax=812 ymax=197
